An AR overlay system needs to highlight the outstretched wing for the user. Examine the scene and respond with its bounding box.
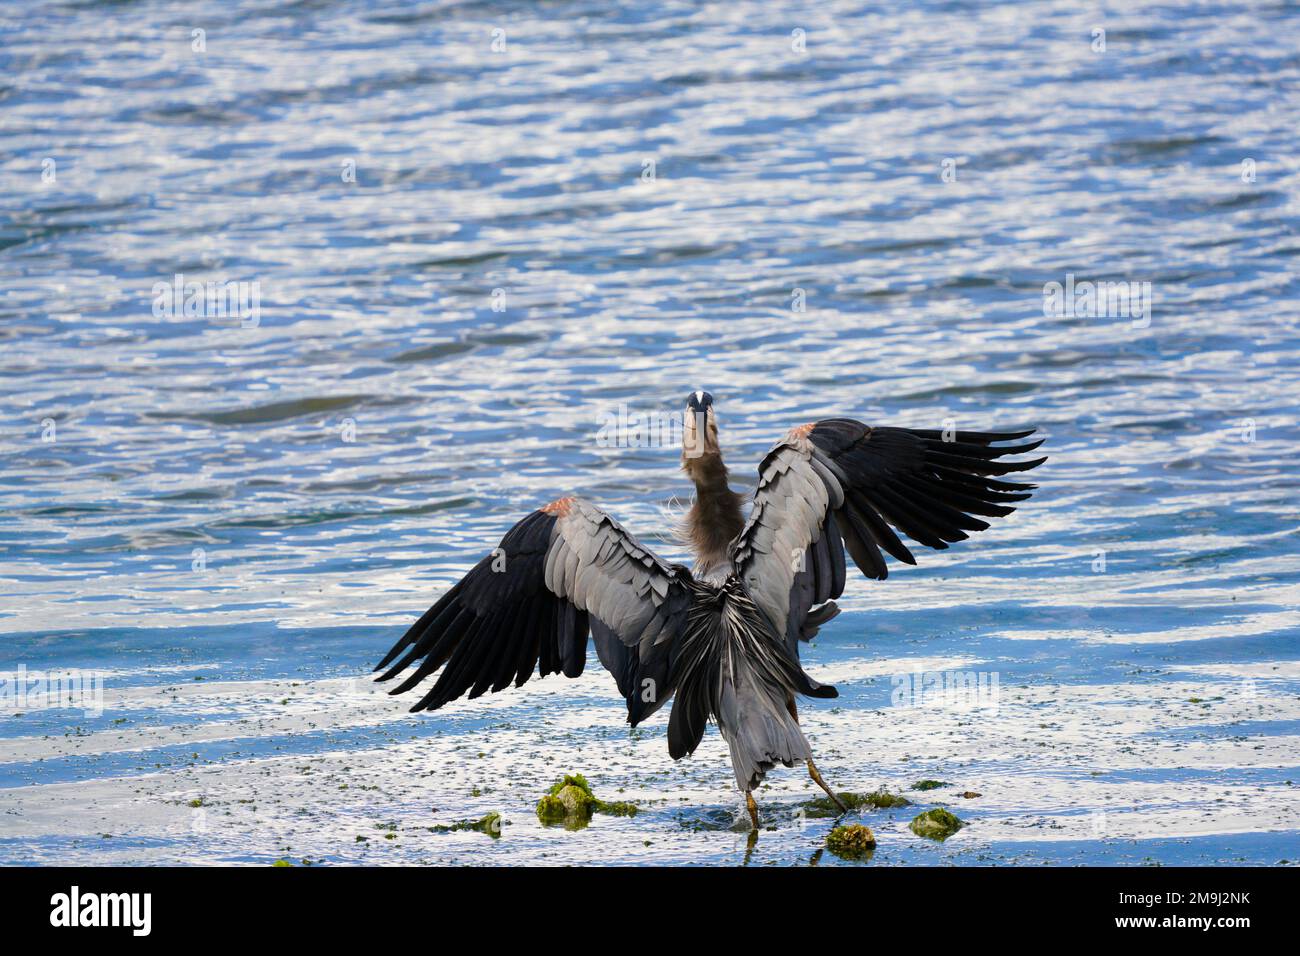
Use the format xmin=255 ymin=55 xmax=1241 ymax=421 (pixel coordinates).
xmin=375 ymin=496 xmax=691 ymax=720
xmin=731 ymin=420 xmax=1045 ymax=652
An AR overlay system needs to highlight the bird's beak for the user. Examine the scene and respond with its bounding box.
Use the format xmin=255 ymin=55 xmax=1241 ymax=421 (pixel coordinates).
xmin=683 ymin=405 xmax=709 ymax=460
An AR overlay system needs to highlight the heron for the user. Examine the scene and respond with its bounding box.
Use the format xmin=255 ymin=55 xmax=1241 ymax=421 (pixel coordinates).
xmin=375 ymin=392 xmax=1045 ymax=829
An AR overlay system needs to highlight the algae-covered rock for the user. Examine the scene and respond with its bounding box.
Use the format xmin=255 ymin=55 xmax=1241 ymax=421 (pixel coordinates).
xmin=596 ymin=799 xmax=638 ymax=817
xmin=555 ymin=783 xmax=595 ymax=817
xmin=825 ymin=824 xmax=876 ymax=859
xmin=536 ymin=794 xmax=568 ymax=824
xmin=911 ymin=779 xmax=950 ymax=792
xmin=537 ymin=773 xmax=638 ymax=827
xmin=909 ymin=807 xmax=965 ymax=840
xmin=548 ymin=773 xmax=592 ymax=797
xmin=859 ymin=790 xmax=911 ymax=809
xmin=803 ymin=790 xmax=910 ymax=817
xmin=430 ymin=812 xmax=504 ymax=837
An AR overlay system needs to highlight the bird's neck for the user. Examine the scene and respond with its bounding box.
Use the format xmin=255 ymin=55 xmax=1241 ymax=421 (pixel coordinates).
xmin=683 ymin=451 xmax=745 ymax=576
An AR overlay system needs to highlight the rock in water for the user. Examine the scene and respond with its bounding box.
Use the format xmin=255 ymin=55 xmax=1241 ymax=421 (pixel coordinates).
xmin=826 ymin=824 xmax=877 ymax=859
xmin=556 ymin=783 xmax=595 ymax=817
xmin=535 ymin=795 xmax=568 ymax=825
xmin=536 ymin=773 xmax=637 ymax=827
xmin=909 ymin=807 xmax=965 ymax=840
xmin=802 ymin=790 xmax=909 ymax=817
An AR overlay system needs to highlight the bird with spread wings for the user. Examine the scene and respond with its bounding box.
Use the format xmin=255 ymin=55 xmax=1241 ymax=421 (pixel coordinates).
xmin=376 ymin=391 xmax=1044 ymax=828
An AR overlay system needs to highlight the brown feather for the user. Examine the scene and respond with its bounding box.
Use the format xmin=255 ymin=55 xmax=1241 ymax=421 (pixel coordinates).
xmin=682 ymin=410 xmax=744 ymax=575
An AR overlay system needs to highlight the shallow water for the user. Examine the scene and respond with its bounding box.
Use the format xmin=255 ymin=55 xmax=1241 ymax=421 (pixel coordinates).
xmin=1 ymin=0 xmax=1298 ymax=865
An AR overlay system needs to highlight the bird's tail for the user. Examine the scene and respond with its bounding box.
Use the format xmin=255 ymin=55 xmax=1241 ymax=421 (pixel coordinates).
xmin=668 ymin=577 xmax=836 ymax=791
xmin=717 ymin=655 xmax=812 ymax=791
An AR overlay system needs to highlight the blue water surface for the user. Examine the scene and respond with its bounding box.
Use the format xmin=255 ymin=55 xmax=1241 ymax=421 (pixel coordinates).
xmin=0 ymin=0 xmax=1297 ymax=865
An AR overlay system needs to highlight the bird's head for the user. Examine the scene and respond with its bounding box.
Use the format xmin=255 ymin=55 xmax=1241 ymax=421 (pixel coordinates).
xmin=682 ymin=390 xmax=719 ymax=462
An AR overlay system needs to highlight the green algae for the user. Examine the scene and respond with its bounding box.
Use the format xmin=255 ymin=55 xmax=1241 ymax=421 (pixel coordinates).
xmin=537 ymin=774 xmax=638 ymax=827
xmin=911 ymin=780 xmax=950 ymax=791
xmin=430 ymin=812 xmax=503 ymax=837
xmin=547 ymin=773 xmax=592 ymax=798
xmin=595 ymin=799 xmax=638 ymax=817
xmin=557 ymin=783 xmax=595 ymax=816
xmin=535 ymin=796 xmax=566 ymax=827
xmin=802 ymin=790 xmax=910 ymax=817
xmin=909 ymin=807 xmax=965 ymax=840
xmin=825 ymin=824 xmax=876 ymax=859
xmin=536 ymin=794 xmax=568 ymax=824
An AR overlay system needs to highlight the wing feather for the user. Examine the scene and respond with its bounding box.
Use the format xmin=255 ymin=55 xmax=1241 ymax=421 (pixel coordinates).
xmin=376 ymin=498 xmax=692 ymax=719
xmin=732 ymin=421 xmax=1044 ymax=654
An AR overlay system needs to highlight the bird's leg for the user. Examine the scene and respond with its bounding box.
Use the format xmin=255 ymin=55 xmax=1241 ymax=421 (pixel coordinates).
xmin=787 ymin=696 xmax=848 ymax=814
xmin=745 ymin=790 xmax=760 ymax=830
xmin=807 ymin=758 xmax=847 ymax=813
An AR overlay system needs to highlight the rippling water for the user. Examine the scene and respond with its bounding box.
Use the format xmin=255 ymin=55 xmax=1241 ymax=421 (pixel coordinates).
xmin=1 ymin=0 xmax=1298 ymax=865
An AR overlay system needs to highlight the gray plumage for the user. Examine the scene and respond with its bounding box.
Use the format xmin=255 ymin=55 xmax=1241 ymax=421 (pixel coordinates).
xmin=375 ymin=392 xmax=1045 ymax=821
